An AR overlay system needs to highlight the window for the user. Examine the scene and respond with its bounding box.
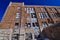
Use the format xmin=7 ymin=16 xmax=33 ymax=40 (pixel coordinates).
xmin=25 ymin=8 xmax=30 ymax=13
xmin=25 ymin=8 xmax=27 ymax=11
xmin=15 ymin=23 xmax=19 ymax=28
xmin=57 ymin=8 xmax=60 ymax=10
xmin=57 ymin=8 xmax=60 ymax=11
xmin=34 ymin=32 xmax=39 ymax=36
xmin=32 ymin=23 xmax=35 ymax=27
xmin=49 ymin=8 xmax=55 ymax=11
xmin=17 ymin=7 xmax=20 ymax=10
xmin=49 ymin=8 xmax=52 ymax=10
xmin=12 ymin=34 xmax=19 ymax=40
xmin=41 ymin=7 xmax=46 ymax=11
xmin=39 ymin=13 xmax=44 ymax=19
xmin=42 ymin=22 xmax=47 ymax=27
xmin=16 ymin=13 xmax=20 ymax=18
xmin=39 ymin=13 xmax=49 ymax=19
xmin=0 ymin=36 xmax=9 ymax=40
xmin=34 ymin=32 xmax=40 ymax=39
xmin=32 ymin=22 xmax=39 ymax=27
xmin=34 ymin=32 xmax=40 ymax=40
xmin=31 ymin=13 xmax=36 ymax=18
xmin=0 ymin=33 xmax=9 ymax=40
xmin=25 ymin=33 xmax=32 ymax=40
xmin=55 ymin=13 xmax=60 ymax=17
xmin=44 ymin=13 xmax=49 ymax=18
xmin=48 ymin=22 xmax=54 ymax=26
xmin=47 ymin=19 xmax=54 ymax=25
xmin=51 ymin=13 xmax=57 ymax=18
xmin=35 ymin=22 xmax=39 ymax=27
xmin=26 ymin=23 xmax=31 ymax=28
xmin=15 ymin=23 xmax=19 ymax=26
xmin=30 ymin=8 xmax=34 ymax=11
xmin=25 ymin=8 xmax=35 ymax=13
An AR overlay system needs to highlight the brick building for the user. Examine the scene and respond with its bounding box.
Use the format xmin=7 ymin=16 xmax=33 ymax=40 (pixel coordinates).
xmin=0 ymin=2 xmax=60 ymax=40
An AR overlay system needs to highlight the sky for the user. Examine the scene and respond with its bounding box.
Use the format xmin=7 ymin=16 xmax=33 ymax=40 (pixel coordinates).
xmin=0 ymin=0 xmax=60 ymax=21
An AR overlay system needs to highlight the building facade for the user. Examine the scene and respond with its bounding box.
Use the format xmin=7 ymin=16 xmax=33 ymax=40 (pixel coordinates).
xmin=0 ymin=2 xmax=60 ymax=40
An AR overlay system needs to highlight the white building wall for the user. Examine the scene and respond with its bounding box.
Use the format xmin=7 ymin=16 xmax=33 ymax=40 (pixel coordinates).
xmin=0 ymin=29 xmax=13 ymax=40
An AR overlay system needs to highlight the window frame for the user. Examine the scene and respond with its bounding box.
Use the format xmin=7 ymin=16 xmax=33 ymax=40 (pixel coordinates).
xmin=17 ymin=7 xmax=21 ymax=10
xmin=31 ymin=13 xmax=37 ymax=18
xmin=15 ymin=23 xmax=19 ymax=29
xmin=42 ymin=22 xmax=47 ymax=27
xmin=16 ymin=12 xmax=20 ymax=18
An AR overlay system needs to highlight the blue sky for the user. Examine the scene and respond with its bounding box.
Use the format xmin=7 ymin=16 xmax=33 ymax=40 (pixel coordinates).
xmin=0 ymin=0 xmax=60 ymax=21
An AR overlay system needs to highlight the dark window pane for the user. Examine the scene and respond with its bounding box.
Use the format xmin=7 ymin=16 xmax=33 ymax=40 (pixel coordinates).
xmin=56 ymin=13 xmax=60 ymax=17
xmin=35 ymin=22 xmax=39 ymax=27
xmin=51 ymin=13 xmax=58 ymax=18
xmin=27 ymin=23 xmax=31 ymax=27
xmin=12 ymin=34 xmax=19 ymax=40
xmin=15 ymin=23 xmax=19 ymax=28
xmin=32 ymin=23 xmax=35 ymax=27
xmin=15 ymin=23 xmax=19 ymax=26
xmin=31 ymin=13 xmax=36 ymax=18
xmin=32 ymin=22 xmax=39 ymax=27
xmin=49 ymin=8 xmax=55 ymax=11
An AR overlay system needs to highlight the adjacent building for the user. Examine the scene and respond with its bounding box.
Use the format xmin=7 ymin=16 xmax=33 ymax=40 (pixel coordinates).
xmin=0 ymin=2 xmax=60 ymax=40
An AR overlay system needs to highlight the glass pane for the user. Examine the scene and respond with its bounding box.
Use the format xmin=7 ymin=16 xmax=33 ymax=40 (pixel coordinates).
xmin=16 ymin=13 xmax=20 ymax=18
xmin=17 ymin=7 xmax=20 ymax=10
xmin=42 ymin=22 xmax=47 ymax=27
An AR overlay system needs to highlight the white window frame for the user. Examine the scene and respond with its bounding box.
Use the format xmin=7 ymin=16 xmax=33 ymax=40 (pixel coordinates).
xmin=42 ymin=22 xmax=47 ymax=27
xmin=25 ymin=8 xmax=35 ymax=13
xmin=16 ymin=13 xmax=20 ymax=18
xmin=39 ymin=13 xmax=44 ymax=19
xmin=17 ymin=7 xmax=20 ymax=10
